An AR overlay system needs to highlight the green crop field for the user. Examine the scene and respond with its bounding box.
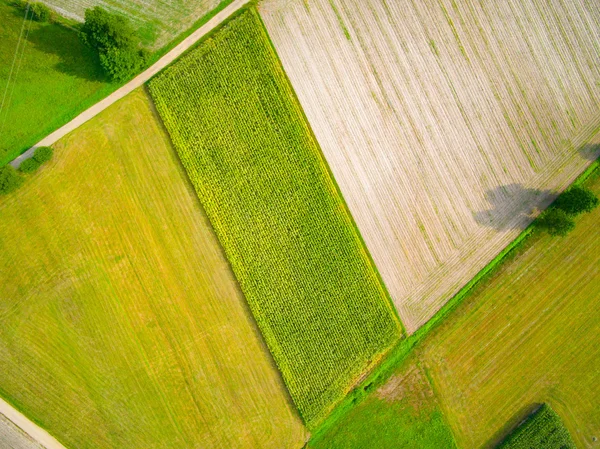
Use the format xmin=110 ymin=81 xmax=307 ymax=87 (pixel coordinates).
xmin=498 ymin=404 xmax=576 ymax=449
xmin=0 ymin=0 xmax=114 ymax=166
xmin=148 ymin=8 xmax=402 ymax=427
xmin=0 ymin=88 xmax=306 ymax=449
xmin=310 ymin=149 xmax=600 ymax=448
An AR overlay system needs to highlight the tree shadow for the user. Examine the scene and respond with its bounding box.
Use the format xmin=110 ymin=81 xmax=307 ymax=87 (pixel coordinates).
xmin=481 ymin=403 xmax=543 ymax=449
xmin=25 ymin=23 xmax=106 ymax=82
xmin=578 ymin=143 xmax=600 ymax=161
xmin=474 ymin=184 xmax=556 ymax=230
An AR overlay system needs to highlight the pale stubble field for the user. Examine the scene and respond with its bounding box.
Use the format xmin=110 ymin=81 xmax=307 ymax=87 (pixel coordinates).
xmin=259 ymin=0 xmax=600 ymax=332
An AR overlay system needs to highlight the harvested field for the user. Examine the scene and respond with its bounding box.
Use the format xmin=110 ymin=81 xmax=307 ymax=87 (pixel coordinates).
xmin=148 ymin=8 xmax=402 ymax=427
xmin=0 ymin=88 xmax=306 ymax=449
xmin=313 ymin=151 xmax=600 ymax=448
xmin=40 ymin=0 xmax=228 ymax=47
xmin=0 ymin=413 xmax=43 ymax=449
xmin=259 ymin=0 xmax=600 ymax=332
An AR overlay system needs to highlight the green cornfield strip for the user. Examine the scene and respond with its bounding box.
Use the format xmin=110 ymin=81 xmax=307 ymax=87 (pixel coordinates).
xmin=498 ymin=405 xmax=576 ymax=449
xmin=148 ymin=8 xmax=402 ymax=427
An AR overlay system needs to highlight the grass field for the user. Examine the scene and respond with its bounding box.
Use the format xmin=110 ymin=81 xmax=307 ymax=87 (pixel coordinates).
xmin=0 ymin=88 xmax=306 ymax=449
xmin=0 ymin=0 xmax=115 ymax=166
xmin=148 ymin=8 xmax=402 ymax=427
xmin=308 ymin=358 xmax=457 ymax=449
xmin=260 ymin=0 xmax=600 ymax=332
xmin=311 ymin=147 xmax=600 ymax=448
xmin=40 ymin=0 xmax=230 ymax=48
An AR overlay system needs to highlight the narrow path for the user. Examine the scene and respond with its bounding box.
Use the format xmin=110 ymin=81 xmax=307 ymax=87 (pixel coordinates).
xmin=10 ymin=0 xmax=249 ymax=168
xmin=0 ymin=397 xmax=67 ymax=449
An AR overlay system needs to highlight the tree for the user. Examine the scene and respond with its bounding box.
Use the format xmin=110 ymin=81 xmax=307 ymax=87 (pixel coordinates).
xmin=99 ymin=46 xmax=148 ymax=82
xmin=19 ymin=158 xmax=42 ymax=173
xmin=553 ymin=186 xmax=599 ymax=216
xmin=536 ymin=208 xmax=575 ymax=236
xmin=0 ymin=165 xmax=24 ymax=194
xmin=80 ymin=7 xmax=147 ymax=82
xmin=30 ymin=2 xmax=51 ymax=22
xmin=32 ymin=146 xmax=53 ymax=164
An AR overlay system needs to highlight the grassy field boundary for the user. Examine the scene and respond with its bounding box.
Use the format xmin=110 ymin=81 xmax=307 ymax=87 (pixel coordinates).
xmin=310 ymin=151 xmax=600 ymax=444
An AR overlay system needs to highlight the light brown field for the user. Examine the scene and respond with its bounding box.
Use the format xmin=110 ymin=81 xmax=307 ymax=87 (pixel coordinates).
xmin=0 ymin=413 xmax=43 ymax=449
xmin=0 ymin=88 xmax=306 ymax=449
xmin=259 ymin=0 xmax=600 ymax=332
xmin=41 ymin=0 xmax=223 ymax=48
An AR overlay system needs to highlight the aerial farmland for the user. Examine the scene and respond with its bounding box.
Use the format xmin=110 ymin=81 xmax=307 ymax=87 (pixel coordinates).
xmin=260 ymin=0 xmax=600 ymax=332
xmin=0 ymin=0 xmax=599 ymax=447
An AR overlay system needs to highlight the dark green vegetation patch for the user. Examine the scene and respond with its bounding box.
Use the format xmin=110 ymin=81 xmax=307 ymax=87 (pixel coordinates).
xmin=497 ymin=404 xmax=576 ymax=449
xmin=148 ymin=8 xmax=402 ymax=427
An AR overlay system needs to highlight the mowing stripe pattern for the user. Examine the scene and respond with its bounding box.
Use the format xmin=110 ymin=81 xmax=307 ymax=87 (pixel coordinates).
xmin=148 ymin=8 xmax=402 ymax=426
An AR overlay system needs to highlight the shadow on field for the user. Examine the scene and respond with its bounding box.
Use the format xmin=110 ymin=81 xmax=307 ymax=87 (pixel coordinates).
xmin=26 ymin=24 xmax=106 ymax=82
xmin=481 ymin=402 xmax=543 ymax=449
xmin=578 ymin=143 xmax=600 ymax=161
xmin=474 ymin=184 xmax=556 ymax=231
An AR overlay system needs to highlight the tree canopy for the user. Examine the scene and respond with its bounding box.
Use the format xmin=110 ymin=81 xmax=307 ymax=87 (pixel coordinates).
xmin=536 ymin=208 xmax=575 ymax=236
xmin=553 ymin=186 xmax=599 ymax=215
xmin=80 ymin=7 xmax=148 ymax=82
xmin=0 ymin=165 xmax=23 ymax=194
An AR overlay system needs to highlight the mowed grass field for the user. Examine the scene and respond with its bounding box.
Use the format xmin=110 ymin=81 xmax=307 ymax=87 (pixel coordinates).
xmin=0 ymin=88 xmax=306 ymax=449
xmin=0 ymin=0 xmax=113 ymax=166
xmin=260 ymin=0 xmax=600 ymax=332
xmin=312 ymin=151 xmax=600 ymax=448
xmin=308 ymin=359 xmax=457 ymax=449
xmin=148 ymin=8 xmax=402 ymax=427
xmin=40 ymin=0 xmax=230 ymax=47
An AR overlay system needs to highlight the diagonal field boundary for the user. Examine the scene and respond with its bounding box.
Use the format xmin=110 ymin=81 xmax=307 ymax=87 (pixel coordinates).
xmin=0 ymin=397 xmax=67 ymax=449
xmin=9 ymin=0 xmax=249 ymax=169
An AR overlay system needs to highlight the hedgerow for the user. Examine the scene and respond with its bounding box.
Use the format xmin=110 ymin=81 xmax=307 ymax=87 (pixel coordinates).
xmin=148 ymin=8 xmax=402 ymax=427
xmin=497 ymin=404 xmax=576 ymax=449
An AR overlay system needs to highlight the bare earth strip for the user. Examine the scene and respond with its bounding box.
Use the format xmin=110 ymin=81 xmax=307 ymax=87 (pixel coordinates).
xmin=9 ymin=0 xmax=248 ymax=169
xmin=0 ymin=398 xmax=63 ymax=449
xmin=259 ymin=0 xmax=600 ymax=333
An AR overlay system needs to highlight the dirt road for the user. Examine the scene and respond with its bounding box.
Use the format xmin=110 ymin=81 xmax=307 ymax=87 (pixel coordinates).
xmin=0 ymin=397 xmax=67 ymax=449
xmin=10 ymin=0 xmax=249 ymax=168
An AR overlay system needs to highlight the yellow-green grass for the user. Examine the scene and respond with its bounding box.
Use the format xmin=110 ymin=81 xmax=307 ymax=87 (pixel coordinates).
xmin=0 ymin=88 xmax=306 ymax=449
xmin=0 ymin=0 xmax=114 ymax=166
xmin=311 ymin=152 xmax=600 ymax=448
xmin=148 ymin=8 xmax=402 ymax=427
xmin=308 ymin=359 xmax=457 ymax=449
xmin=420 ymin=164 xmax=600 ymax=449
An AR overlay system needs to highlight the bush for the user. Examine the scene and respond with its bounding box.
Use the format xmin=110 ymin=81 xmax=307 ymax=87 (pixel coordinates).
xmin=0 ymin=165 xmax=24 ymax=194
xmin=80 ymin=7 xmax=147 ymax=81
xmin=30 ymin=2 xmax=51 ymax=21
xmin=536 ymin=208 xmax=575 ymax=236
xmin=553 ymin=186 xmax=599 ymax=215
xmin=32 ymin=146 xmax=53 ymax=164
xmin=19 ymin=158 xmax=42 ymax=173
xmin=99 ymin=46 xmax=148 ymax=82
